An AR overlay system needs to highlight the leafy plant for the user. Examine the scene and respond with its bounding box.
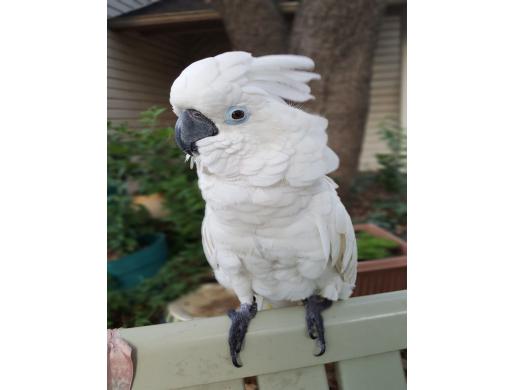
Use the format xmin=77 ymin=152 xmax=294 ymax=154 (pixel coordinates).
xmin=356 ymin=231 xmax=399 ymax=261
xmin=369 ymin=198 xmax=407 ymax=234
xmin=107 ymin=244 xmax=209 ymax=328
xmin=108 ymin=107 xmax=209 ymax=327
xmin=375 ymin=121 xmax=406 ymax=193
xmin=107 ymin=108 xmax=171 ymax=259
xmin=370 ymin=121 xmax=407 ymax=235
xmin=107 ymin=107 xmax=204 ymax=250
xmin=107 ymin=191 xmax=155 ymax=259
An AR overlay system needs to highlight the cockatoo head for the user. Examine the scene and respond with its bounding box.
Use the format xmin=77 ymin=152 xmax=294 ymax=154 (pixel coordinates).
xmin=170 ymin=52 xmax=321 ymax=156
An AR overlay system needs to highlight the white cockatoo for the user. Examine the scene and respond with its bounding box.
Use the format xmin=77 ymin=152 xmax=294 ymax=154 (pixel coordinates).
xmin=170 ymin=51 xmax=357 ymax=367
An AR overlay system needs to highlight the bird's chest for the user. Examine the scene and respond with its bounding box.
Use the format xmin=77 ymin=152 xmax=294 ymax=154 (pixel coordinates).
xmin=206 ymin=199 xmax=324 ymax=271
xmin=200 ymin=175 xmax=328 ymax=286
xmin=199 ymin=175 xmax=313 ymax=225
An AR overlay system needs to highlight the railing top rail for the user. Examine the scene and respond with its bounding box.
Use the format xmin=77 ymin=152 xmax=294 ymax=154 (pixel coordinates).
xmin=120 ymin=290 xmax=407 ymax=390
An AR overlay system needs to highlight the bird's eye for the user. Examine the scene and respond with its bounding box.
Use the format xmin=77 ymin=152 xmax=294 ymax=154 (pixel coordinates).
xmin=232 ymin=110 xmax=244 ymax=120
xmin=225 ymin=106 xmax=249 ymax=125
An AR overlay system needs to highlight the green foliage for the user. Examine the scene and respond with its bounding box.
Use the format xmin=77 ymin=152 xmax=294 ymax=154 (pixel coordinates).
xmin=107 ymin=192 xmax=155 ymax=258
xmin=347 ymin=121 xmax=407 ymax=237
xmin=107 ymin=107 xmax=181 ymax=194
xmin=108 ymin=107 xmax=208 ymax=327
xmin=107 ymin=113 xmax=162 ymax=258
xmin=356 ymin=232 xmax=399 ymax=261
xmin=107 ymin=244 xmax=209 ymax=328
xmin=369 ymin=198 xmax=407 ymax=234
xmin=107 ymin=106 xmax=204 ymax=251
xmin=369 ymin=121 xmax=407 ymax=233
xmin=376 ymin=120 xmax=406 ymax=194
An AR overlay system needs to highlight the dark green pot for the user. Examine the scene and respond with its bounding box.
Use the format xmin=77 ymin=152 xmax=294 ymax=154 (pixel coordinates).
xmin=108 ymin=233 xmax=168 ymax=289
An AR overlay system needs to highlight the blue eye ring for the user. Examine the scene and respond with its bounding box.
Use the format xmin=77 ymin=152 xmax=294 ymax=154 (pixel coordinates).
xmin=224 ymin=106 xmax=250 ymax=125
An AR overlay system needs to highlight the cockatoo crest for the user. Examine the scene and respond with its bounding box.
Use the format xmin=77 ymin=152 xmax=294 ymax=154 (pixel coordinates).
xmin=170 ymin=51 xmax=320 ymax=116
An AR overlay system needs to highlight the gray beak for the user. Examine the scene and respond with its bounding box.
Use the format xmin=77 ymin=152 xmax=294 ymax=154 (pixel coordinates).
xmin=175 ymin=109 xmax=219 ymax=155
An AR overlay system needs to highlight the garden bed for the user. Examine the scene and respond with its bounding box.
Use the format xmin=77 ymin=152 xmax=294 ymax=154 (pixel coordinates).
xmin=353 ymin=223 xmax=407 ymax=297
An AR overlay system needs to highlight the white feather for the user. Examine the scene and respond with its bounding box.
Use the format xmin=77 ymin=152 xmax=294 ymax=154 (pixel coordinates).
xmin=251 ymin=55 xmax=315 ymax=70
xmin=245 ymin=81 xmax=314 ymax=103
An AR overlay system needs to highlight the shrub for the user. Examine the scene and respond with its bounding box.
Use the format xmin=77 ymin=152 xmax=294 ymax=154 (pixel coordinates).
xmin=375 ymin=120 xmax=406 ymax=194
xmin=369 ymin=121 xmax=407 ymax=234
xmin=108 ymin=107 xmax=204 ymax=249
xmin=107 ymin=191 xmax=155 ymax=259
xmin=108 ymin=244 xmax=208 ymax=328
xmin=108 ymin=107 xmax=209 ymax=327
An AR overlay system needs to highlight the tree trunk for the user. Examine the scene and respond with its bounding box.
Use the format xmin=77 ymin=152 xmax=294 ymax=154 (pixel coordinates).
xmin=214 ymin=0 xmax=385 ymax=193
xmin=212 ymin=0 xmax=288 ymax=55
xmin=290 ymin=0 xmax=386 ymax=193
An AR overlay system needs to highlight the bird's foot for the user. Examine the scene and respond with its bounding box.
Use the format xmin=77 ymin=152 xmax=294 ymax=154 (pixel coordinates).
xmin=303 ymin=295 xmax=333 ymax=356
xmin=227 ymin=299 xmax=257 ymax=368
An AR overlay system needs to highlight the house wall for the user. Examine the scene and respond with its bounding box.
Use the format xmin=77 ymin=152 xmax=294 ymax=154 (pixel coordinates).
xmin=359 ymin=12 xmax=403 ymax=171
xmin=107 ymin=30 xmax=184 ymax=127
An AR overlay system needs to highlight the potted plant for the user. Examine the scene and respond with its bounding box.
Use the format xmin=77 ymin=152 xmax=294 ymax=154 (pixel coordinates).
xmin=353 ymin=223 xmax=407 ymax=296
xmin=347 ymin=121 xmax=406 ymax=296
xmin=107 ymin=108 xmax=175 ymax=289
xmin=108 ymin=107 xmax=209 ymax=326
xmin=107 ymin=183 xmax=168 ymax=289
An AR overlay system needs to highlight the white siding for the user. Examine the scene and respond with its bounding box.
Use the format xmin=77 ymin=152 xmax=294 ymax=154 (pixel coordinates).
xmin=400 ymin=31 xmax=407 ymax=129
xmin=359 ymin=14 xmax=403 ymax=171
xmin=107 ymin=29 xmax=231 ymax=128
xmin=107 ymin=30 xmax=184 ymax=127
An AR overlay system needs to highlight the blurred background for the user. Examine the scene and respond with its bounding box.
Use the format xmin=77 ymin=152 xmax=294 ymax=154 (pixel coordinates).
xmin=107 ymin=0 xmax=407 ymax=329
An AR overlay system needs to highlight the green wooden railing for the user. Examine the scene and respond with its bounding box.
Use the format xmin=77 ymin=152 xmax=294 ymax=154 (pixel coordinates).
xmin=120 ymin=290 xmax=407 ymax=390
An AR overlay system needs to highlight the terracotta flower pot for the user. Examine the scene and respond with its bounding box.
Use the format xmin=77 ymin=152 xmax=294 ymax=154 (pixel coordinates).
xmin=353 ymin=223 xmax=407 ymax=297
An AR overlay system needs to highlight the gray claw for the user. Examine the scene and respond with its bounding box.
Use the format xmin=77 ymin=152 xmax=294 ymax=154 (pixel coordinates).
xmin=304 ymin=295 xmax=332 ymax=357
xmin=228 ymin=300 xmax=257 ymax=368
xmin=315 ymin=338 xmax=326 ymax=356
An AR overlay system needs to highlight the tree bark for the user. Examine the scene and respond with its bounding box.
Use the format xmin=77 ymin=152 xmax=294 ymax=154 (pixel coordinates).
xmin=212 ymin=0 xmax=288 ymax=55
xmin=214 ymin=0 xmax=385 ymax=193
xmin=290 ymin=0 xmax=386 ymax=193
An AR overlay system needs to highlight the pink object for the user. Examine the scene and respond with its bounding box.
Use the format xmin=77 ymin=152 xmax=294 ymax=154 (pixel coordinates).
xmin=107 ymin=329 xmax=134 ymax=390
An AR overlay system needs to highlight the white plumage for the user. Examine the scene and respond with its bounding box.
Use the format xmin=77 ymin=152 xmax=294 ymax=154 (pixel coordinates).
xmin=170 ymin=51 xmax=357 ymax=308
